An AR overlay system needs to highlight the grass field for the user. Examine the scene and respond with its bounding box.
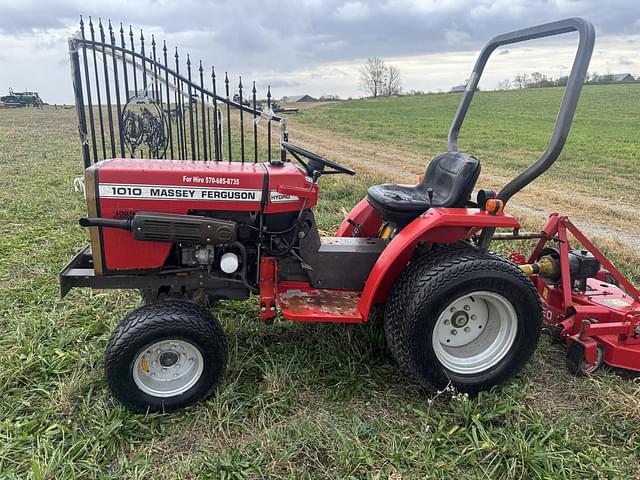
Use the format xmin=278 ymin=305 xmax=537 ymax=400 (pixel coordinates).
xmin=296 ymin=84 xmax=640 ymax=205
xmin=1 ymin=96 xmax=640 ymax=479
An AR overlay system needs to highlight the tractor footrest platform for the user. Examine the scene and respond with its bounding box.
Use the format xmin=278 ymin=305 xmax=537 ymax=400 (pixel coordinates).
xmin=277 ymin=283 xmax=363 ymax=323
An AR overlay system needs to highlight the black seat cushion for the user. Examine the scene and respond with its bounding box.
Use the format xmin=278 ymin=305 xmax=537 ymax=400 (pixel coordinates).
xmin=367 ymin=152 xmax=480 ymax=224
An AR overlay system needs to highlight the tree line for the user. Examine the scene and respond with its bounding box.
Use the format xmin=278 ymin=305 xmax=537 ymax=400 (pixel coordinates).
xmin=498 ymin=71 xmax=638 ymax=90
xmin=356 ymin=58 xmax=639 ymax=97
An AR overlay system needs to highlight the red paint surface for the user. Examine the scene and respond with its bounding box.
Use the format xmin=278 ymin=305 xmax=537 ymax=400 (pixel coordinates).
xmin=336 ymin=198 xmax=383 ymax=237
xmin=356 ymin=208 xmax=521 ymax=321
xmin=91 ymin=159 xmax=316 ymax=271
xmin=277 ymin=281 xmax=363 ymax=323
xmin=530 ymin=213 xmax=640 ymax=372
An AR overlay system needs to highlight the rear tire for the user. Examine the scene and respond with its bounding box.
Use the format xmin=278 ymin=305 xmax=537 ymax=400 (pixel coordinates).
xmin=105 ymin=300 xmax=227 ymax=412
xmin=384 ymin=247 xmax=542 ymax=393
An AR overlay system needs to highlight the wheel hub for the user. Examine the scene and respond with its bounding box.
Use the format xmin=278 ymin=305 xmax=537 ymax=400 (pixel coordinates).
xmin=159 ymin=351 xmax=179 ymax=367
xmin=451 ymin=311 xmax=469 ymax=328
xmin=438 ymin=297 xmax=488 ymax=348
xmin=432 ymin=291 xmax=518 ymax=374
xmin=132 ymin=339 xmax=204 ymax=398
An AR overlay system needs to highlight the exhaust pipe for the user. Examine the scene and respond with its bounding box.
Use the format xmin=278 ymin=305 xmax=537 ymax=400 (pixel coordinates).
xmin=79 ymin=212 xmax=236 ymax=244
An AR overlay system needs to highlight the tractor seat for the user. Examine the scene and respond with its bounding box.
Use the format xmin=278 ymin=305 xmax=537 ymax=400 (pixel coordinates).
xmin=367 ymin=152 xmax=481 ymax=224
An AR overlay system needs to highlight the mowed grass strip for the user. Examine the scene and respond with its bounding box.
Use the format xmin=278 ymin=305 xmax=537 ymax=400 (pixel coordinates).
xmin=0 ymin=107 xmax=639 ymax=479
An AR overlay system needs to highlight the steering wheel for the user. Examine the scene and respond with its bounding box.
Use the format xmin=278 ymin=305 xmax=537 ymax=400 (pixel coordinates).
xmin=281 ymin=141 xmax=355 ymax=176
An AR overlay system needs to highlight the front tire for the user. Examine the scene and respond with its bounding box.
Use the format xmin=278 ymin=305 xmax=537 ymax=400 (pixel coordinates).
xmin=105 ymin=300 xmax=227 ymax=412
xmin=384 ymin=247 xmax=542 ymax=393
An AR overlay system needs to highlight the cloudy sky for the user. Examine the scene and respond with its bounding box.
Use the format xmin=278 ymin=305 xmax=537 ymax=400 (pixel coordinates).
xmin=1 ymin=0 xmax=639 ymax=103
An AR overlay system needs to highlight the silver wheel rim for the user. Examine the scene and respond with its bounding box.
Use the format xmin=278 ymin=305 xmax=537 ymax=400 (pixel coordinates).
xmin=432 ymin=291 xmax=518 ymax=375
xmin=132 ymin=339 xmax=204 ymax=398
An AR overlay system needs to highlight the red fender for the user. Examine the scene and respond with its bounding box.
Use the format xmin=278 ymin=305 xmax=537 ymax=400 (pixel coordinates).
xmin=356 ymin=208 xmax=521 ymax=320
xmin=336 ymin=198 xmax=383 ymax=237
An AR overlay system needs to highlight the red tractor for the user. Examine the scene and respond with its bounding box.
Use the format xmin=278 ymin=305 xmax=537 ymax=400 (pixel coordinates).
xmin=63 ymin=18 xmax=627 ymax=413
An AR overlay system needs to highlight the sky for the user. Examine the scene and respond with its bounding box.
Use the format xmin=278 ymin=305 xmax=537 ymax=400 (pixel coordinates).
xmin=1 ymin=0 xmax=639 ymax=103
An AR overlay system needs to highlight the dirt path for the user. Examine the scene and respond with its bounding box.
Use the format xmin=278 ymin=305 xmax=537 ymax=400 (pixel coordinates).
xmin=286 ymin=122 xmax=640 ymax=253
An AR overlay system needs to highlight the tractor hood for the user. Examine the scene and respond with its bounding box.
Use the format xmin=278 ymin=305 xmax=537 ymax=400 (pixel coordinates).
xmin=84 ymin=158 xmax=317 ymax=272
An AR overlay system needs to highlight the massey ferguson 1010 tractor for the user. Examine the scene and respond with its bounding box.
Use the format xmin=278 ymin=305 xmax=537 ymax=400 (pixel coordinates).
xmin=62 ymin=18 xmax=640 ymax=412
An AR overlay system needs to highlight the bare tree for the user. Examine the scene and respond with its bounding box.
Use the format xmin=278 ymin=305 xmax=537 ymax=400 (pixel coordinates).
xmin=497 ymin=79 xmax=512 ymax=90
xmin=385 ymin=65 xmax=402 ymax=96
xmin=529 ymin=72 xmax=545 ymax=87
xmin=513 ymin=72 xmax=529 ymax=89
xmin=359 ymin=57 xmax=387 ymax=97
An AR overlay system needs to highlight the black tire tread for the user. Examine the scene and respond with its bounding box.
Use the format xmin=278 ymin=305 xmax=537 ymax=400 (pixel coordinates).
xmin=385 ymin=244 xmax=478 ymax=372
xmin=566 ymin=342 xmax=585 ymax=376
xmin=105 ymin=300 xmax=227 ymax=412
xmin=384 ymin=245 xmax=542 ymax=392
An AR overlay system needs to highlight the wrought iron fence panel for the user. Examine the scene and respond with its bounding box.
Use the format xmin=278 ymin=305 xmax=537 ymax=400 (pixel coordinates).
xmin=69 ymin=16 xmax=287 ymax=169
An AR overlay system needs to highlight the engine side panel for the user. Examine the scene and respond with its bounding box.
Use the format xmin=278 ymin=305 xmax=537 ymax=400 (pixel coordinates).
xmin=88 ymin=159 xmax=316 ymax=272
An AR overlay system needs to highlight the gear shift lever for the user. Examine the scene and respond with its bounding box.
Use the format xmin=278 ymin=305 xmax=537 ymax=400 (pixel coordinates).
xmin=427 ymin=187 xmax=434 ymax=208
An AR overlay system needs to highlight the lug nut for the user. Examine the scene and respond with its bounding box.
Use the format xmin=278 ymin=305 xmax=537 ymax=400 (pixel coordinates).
xmin=444 ymin=319 xmax=450 ymax=325
xmin=471 ymin=315 xmax=477 ymax=320
xmin=464 ymin=327 xmax=470 ymax=332
xmin=270 ymin=306 xmax=276 ymax=312
xmin=451 ymin=330 xmax=458 ymax=335
xmin=260 ymin=306 xmax=267 ymax=313
xmin=464 ymin=305 xmax=470 ymax=311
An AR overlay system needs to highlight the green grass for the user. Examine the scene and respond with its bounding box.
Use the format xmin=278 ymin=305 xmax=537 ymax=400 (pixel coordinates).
xmin=1 ymin=106 xmax=640 ymax=479
xmin=297 ymin=84 xmax=640 ymax=204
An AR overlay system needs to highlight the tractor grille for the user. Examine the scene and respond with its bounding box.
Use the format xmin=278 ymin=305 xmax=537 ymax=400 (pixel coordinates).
xmin=131 ymin=213 xmax=236 ymax=244
xmin=140 ymin=219 xmax=202 ymax=243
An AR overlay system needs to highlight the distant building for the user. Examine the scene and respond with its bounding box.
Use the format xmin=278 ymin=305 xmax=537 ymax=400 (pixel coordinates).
xmin=283 ymin=94 xmax=317 ymax=103
xmin=592 ymin=73 xmax=635 ymax=84
xmin=449 ymin=84 xmax=466 ymax=93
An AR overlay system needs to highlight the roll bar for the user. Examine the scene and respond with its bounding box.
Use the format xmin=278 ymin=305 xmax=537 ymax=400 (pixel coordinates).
xmin=447 ymin=17 xmax=595 ymax=204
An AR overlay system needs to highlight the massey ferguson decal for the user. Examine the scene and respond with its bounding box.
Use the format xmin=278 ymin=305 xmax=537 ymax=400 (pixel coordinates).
xmin=99 ymin=183 xmax=262 ymax=202
xmin=99 ymin=183 xmax=302 ymax=204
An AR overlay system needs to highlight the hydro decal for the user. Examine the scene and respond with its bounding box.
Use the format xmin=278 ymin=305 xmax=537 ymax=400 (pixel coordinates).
xmin=99 ymin=183 xmax=262 ymax=202
xmin=269 ymin=191 xmax=300 ymax=203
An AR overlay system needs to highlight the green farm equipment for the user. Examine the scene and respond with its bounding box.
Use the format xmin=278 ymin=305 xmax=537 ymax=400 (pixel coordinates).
xmin=1 ymin=88 xmax=43 ymax=108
